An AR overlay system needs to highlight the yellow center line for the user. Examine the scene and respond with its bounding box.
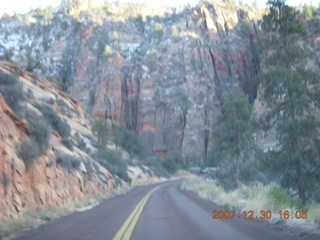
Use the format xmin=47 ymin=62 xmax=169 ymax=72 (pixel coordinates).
xmin=113 ymin=184 xmax=163 ymax=240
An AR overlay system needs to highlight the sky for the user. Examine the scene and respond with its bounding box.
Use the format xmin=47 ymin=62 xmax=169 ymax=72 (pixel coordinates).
xmin=0 ymin=0 xmax=319 ymax=17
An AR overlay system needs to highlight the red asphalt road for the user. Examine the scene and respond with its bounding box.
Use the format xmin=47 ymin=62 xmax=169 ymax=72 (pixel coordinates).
xmin=12 ymin=179 xmax=308 ymax=240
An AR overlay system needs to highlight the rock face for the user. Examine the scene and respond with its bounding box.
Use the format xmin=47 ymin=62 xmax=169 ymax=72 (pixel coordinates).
xmin=0 ymin=61 xmax=114 ymax=221
xmin=0 ymin=2 xmax=261 ymax=157
xmin=0 ymin=61 xmax=158 ymax=222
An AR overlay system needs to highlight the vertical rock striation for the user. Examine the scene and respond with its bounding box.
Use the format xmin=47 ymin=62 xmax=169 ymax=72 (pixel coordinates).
xmin=0 ymin=2 xmax=261 ymax=157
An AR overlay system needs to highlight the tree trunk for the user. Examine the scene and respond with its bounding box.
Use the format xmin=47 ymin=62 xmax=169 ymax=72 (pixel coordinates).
xmin=235 ymin=153 xmax=240 ymax=188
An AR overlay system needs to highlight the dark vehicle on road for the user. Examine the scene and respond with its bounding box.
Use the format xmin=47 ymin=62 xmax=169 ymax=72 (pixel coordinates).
xmin=200 ymin=167 xmax=208 ymax=174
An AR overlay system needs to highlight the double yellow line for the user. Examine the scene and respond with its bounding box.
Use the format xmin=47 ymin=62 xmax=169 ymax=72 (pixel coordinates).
xmin=113 ymin=185 xmax=162 ymax=240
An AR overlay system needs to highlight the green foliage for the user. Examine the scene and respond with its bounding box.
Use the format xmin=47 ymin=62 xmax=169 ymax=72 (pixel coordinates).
xmin=134 ymin=15 xmax=145 ymax=33
xmin=1 ymin=172 xmax=11 ymax=187
xmin=3 ymin=49 xmax=14 ymax=62
xmin=161 ymin=159 xmax=178 ymax=174
xmin=154 ymin=22 xmax=164 ymax=40
xmin=92 ymin=119 xmax=108 ymax=143
xmin=258 ymin=0 xmax=320 ymax=203
xmin=269 ymin=185 xmax=304 ymax=210
xmin=19 ymin=137 xmax=41 ymax=169
xmin=104 ymin=45 xmax=113 ymax=56
xmin=197 ymin=18 xmax=204 ymax=26
xmin=85 ymin=27 xmax=109 ymax=56
xmin=33 ymin=7 xmax=54 ymax=25
xmin=24 ymin=113 xmax=51 ymax=154
xmin=83 ymin=160 xmax=94 ymax=176
xmin=214 ymin=91 xmax=255 ymax=189
xmin=0 ymin=70 xmax=25 ymax=112
xmin=111 ymin=31 xmax=120 ymax=46
xmin=112 ymin=127 xmax=145 ymax=158
xmin=57 ymin=152 xmax=81 ymax=172
xmin=62 ymin=137 xmax=74 ymax=151
xmin=303 ymin=4 xmax=317 ymax=21
xmin=35 ymin=103 xmax=71 ymax=138
xmin=89 ymin=89 xmax=95 ymax=105
xmin=142 ymin=157 xmax=170 ymax=178
xmin=98 ymin=147 xmax=131 ymax=183
xmin=168 ymin=153 xmax=187 ymax=169
xmin=18 ymin=112 xmax=51 ymax=168
xmin=74 ymin=132 xmax=87 ymax=149
xmin=171 ymin=25 xmax=179 ymax=40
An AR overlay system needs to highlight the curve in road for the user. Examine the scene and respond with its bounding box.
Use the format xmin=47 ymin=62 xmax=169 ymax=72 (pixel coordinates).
xmin=12 ymin=179 xmax=301 ymax=240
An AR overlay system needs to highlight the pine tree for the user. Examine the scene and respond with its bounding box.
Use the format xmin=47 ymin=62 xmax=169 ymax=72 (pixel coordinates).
xmin=258 ymin=0 xmax=320 ymax=202
xmin=215 ymin=91 xmax=255 ymax=188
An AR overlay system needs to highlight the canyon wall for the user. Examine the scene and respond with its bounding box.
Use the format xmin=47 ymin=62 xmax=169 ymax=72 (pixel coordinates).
xmin=0 ymin=1 xmax=262 ymax=157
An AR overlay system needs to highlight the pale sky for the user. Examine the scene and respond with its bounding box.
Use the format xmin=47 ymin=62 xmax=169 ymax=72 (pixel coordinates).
xmin=0 ymin=0 xmax=319 ymax=17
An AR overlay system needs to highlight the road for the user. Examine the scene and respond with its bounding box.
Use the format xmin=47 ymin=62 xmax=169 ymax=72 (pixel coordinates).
xmin=12 ymin=179 xmax=302 ymax=240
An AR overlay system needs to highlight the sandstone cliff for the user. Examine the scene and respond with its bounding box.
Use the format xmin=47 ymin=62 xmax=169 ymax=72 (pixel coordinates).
xmin=0 ymin=1 xmax=262 ymax=158
xmin=0 ymin=61 xmax=158 ymax=222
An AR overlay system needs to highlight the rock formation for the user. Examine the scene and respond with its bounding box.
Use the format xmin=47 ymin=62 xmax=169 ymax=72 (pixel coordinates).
xmin=0 ymin=61 xmax=158 ymax=222
xmin=0 ymin=1 xmax=262 ymax=158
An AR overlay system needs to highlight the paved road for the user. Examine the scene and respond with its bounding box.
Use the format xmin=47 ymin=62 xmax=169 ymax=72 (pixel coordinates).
xmin=13 ymin=179 xmax=302 ymax=240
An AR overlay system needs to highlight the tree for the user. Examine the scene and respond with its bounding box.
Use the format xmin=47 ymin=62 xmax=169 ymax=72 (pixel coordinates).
xmin=154 ymin=22 xmax=164 ymax=40
xmin=92 ymin=119 xmax=108 ymax=143
xmin=111 ymin=126 xmax=145 ymax=158
xmin=257 ymin=0 xmax=320 ymax=203
xmin=303 ymin=4 xmax=316 ymax=21
xmin=111 ymin=31 xmax=120 ymax=46
xmin=214 ymin=91 xmax=255 ymax=188
xmin=171 ymin=25 xmax=179 ymax=39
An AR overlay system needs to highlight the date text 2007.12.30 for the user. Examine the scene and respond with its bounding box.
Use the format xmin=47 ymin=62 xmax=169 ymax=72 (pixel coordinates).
xmin=211 ymin=210 xmax=308 ymax=220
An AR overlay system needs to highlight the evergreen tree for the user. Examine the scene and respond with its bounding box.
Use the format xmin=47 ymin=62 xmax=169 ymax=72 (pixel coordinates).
xmin=214 ymin=91 xmax=255 ymax=188
xmin=257 ymin=0 xmax=320 ymax=202
xmin=92 ymin=119 xmax=108 ymax=143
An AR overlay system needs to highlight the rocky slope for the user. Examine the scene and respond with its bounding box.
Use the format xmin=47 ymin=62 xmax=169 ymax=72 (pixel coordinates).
xmin=0 ymin=61 xmax=158 ymax=222
xmin=0 ymin=1 xmax=263 ymax=158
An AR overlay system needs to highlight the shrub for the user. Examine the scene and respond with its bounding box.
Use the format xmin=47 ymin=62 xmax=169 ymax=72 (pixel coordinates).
xmin=171 ymin=25 xmax=179 ymax=39
xmin=154 ymin=22 xmax=164 ymax=40
xmin=62 ymin=137 xmax=74 ymax=151
xmin=0 ymin=70 xmax=25 ymax=112
xmin=17 ymin=111 xmax=51 ymax=168
xmin=268 ymin=185 xmax=304 ymax=210
xmin=46 ymin=158 xmax=55 ymax=167
xmin=92 ymin=119 xmax=108 ymax=142
xmin=75 ymin=133 xmax=87 ymax=149
xmin=168 ymin=153 xmax=187 ymax=169
xmin=112 ymin=127 xmax=144 ymax=158
xmin=1 ymin=172 xmax=11 ymax=187
xmin=98 ymin=148 xmax=131 ymax=183
xmin=303 ymin=4 xmax=316 ymax=21
xmin=161 ymin=159 xmax=178 ymax=175
xmin=104 ymin=45 xmax=112 ymax=56
xmin=46 ymin=98 xmax=55 ymax=105
xmin=57 ymin=152 xmax=81 ymax=172
xmin=83 ymin=160 xmax=94 ymax=176
xmin=23 ymin=113 xmax=51 ymax=154
xmin=71 ymin=157 xmax=81 ymax=170
xmin=19 ymin=137 xmax=41 ymax=168
xmin=34 ymin=103 xmax=71 ymax=138
xmin=142 ymin=156 xmax=170 ymax=178
xmin=89 ymin=89 xmax=95 ymax=105
xmin=93 ymin=162 xmax=100 ymax=174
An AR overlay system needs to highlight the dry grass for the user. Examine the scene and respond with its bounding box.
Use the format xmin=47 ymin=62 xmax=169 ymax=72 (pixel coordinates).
xmin=182 ymin=175 xmax=320 ymax=235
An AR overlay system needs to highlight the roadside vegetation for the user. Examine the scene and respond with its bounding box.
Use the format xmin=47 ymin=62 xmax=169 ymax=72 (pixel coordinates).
xmin=182 ymin=175 xmax=320 ymax=235
xmin=91 ymin=119 xmax=186 ymax=182
xmin=183 ymin=0 xmax=320 ymax=236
